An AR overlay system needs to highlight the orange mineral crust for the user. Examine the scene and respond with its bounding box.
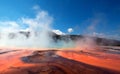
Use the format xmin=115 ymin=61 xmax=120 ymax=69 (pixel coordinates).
xmin=0 ymin=48 xmax=120 ymax=74
xmin=57 ymin=49 xmax=120 ymax=71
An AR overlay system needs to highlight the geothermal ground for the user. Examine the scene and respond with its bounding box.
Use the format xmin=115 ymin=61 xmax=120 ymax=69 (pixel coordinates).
xmin=0 ymin=46 xmax=120 ymax=74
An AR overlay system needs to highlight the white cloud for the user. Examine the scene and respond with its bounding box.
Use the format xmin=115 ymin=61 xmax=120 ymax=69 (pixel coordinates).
xmin=52 ymin=29 xmax=65 ymax=35
xmin=68 ymin=28 xmax=73 ymax=33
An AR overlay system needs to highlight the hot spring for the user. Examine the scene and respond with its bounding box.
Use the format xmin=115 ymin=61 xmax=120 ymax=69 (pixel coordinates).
xmin=0 ymin=10 xmax=75 ymax=49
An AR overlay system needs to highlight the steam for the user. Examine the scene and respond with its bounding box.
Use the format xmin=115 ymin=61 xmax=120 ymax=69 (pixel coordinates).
xmin=75 ymin=36 xmax=98 ymax=50
xmin=0 ymin=6 xmax=75 ymax=49
xmin=0 ymin=7 xmax=53 ymax=48
xmin=0 ymin=6 xmax=117 ymax=50
xmin=75 ymin=14 xmax=103 ymax=50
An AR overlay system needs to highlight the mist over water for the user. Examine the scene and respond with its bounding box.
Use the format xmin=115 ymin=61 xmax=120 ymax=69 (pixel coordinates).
xmin=76 ymin=36 xmax=98 ymax=50
xmin=0 ymin=9 xmax=76 ymax=49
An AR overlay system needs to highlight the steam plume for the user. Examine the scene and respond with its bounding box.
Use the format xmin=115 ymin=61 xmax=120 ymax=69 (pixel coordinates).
xmin=0 ymin=7 xmax=53 ymax=48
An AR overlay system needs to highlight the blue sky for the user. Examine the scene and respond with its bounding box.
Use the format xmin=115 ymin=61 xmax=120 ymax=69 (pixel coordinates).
xmin=0 ymin=0 xmax=120 ymax=39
